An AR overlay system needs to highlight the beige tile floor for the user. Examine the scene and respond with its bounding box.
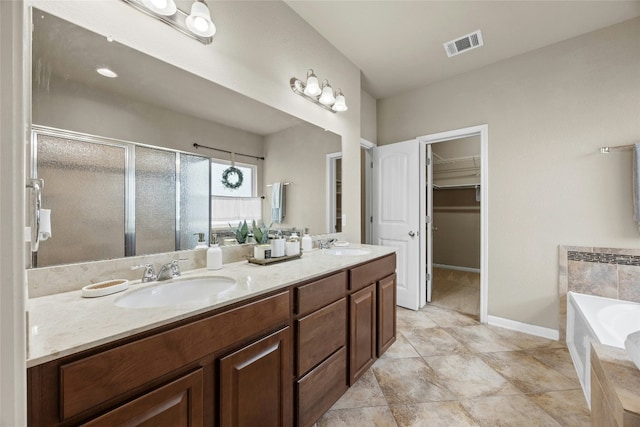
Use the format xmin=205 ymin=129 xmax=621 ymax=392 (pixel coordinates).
xmin=316 ymin=304 xmax=590 ymax=427
xmin=430 ymin=268 xmax=480 ymax=318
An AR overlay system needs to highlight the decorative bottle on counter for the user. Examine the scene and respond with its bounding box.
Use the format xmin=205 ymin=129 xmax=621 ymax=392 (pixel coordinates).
xmin=207 ymin=234 xmax=222 ymax=270
xmin=301 ymin=228 xmax=312 ymax=252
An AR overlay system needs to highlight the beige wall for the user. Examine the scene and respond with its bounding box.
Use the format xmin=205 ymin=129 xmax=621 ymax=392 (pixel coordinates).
xmin=361 ymin=89 xmax=377 ymax=143
xmin=28 ymin=0 xmax=362 ymax=242
xmin=33 ymin=76 xmax=264 ymax=160
xmin=378 ymin=18 xmax=640 ymax=330
xmin=263 ymin=123 xmax=341 ymax=234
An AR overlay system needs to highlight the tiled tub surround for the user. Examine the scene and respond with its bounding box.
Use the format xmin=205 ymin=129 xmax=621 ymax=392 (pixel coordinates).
xmin=566 ymin=292 xmax=640 ymax=407
xmin=590 ymin=343 xmax=640 ymax=426
xmin=558 ymin=246 xmax=640 ymax=341
xmin=27 ymin=243 xmax=393 ymax=367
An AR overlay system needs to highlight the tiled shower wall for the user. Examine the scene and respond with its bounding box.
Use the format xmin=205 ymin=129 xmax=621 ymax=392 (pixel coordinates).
xmin=558 ymin=246 xmax=640 ymax=340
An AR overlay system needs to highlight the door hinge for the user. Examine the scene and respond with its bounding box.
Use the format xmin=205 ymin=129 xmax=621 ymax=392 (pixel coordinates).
xmin=427 ymin=158 xmax=431 ymax=166
xmin=426 ymin=215 xmax=431 ymax=224
xmin=427 ymin=273 xmax=431 ymax=282
xmin=370 ymin=161 xmax=373 ymax=169
xmin=370 ymin=216 xmax=373 ymax=223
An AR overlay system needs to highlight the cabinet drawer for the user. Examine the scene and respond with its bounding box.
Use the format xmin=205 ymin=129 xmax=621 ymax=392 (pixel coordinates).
xmin=296 ymin=298 xmax=347 ymax=376
xmin=297 ymin=347 xmax=348 ymax=427
xmin=81 ymin=369 xmax=204 ymax=427
xmin=295 ymin=271 xmax=347 ymax=316
xmin=349 ymin=254 xmax=396 ymax=291
xmin=60 ymin=291 xmax=289 ymax=420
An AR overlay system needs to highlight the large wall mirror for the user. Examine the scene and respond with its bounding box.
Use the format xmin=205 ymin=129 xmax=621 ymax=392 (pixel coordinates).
xmin=30 ymin=8 xmax=341 ymax=268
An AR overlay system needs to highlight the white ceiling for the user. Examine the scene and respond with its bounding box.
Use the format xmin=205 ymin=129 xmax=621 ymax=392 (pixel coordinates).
xmin=286 ymin=0 xmax=640 ymax=99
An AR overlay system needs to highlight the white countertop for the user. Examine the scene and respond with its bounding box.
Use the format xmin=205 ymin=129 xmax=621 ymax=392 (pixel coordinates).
xmin=27 ymin=244 xmax=395 ymax=367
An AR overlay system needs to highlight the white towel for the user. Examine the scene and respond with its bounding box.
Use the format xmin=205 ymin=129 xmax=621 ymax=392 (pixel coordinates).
xmin=271 ymin=182 xmax=285 ymax=223
xmin=633 ymin=143 xmax=640 ymax=232
xmin=39 ymin=208 xmax=51 ymax=241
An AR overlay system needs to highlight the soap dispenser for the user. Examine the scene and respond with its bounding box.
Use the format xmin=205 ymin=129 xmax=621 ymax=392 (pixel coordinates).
xmin=301 ymin=227 xmax=312 ymax=252
xmin=194 ymin=232 xmax=208 ymax=249
xmin=207 ymin=234 xmax=222 ymax=270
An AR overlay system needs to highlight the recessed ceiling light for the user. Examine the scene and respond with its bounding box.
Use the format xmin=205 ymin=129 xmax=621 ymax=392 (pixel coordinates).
xmin=96 ymin=68 xmax=118 ymax=78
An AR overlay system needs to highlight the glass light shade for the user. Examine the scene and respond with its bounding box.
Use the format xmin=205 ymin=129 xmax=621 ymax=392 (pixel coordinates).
xmin=332 ymin=93 xmax=348 ymax=112
xmin=319 ymin=84 xmax=336 ymax=106
xmin=141 ymin=0 xmax=177 ymax=16
xmin=186 ymin=1 xmax=216 ymax=37
xmin=303 ymin=72 xmax=321 ymax=97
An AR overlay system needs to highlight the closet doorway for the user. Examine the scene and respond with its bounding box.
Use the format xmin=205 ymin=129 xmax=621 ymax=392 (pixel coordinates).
xmin=429 ymin=137 xmax=481 ymax=319
xmin=418 ymin=125 xmax=488 ymax=323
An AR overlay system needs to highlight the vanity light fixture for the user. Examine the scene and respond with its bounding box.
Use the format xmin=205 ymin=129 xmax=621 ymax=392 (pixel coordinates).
xmin=290 ymin=69 xmax=348 ymax=113
xmin=121 ymin=0 xmax=215 ymax=45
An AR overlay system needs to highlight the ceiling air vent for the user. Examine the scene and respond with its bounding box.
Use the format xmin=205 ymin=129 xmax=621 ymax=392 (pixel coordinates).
xmin=443 ymin=30 xmax=483 ymax=58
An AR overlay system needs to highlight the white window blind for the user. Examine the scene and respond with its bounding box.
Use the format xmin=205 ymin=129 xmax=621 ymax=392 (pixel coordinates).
xmin=211 ymin=196 xmax=262 ymax=226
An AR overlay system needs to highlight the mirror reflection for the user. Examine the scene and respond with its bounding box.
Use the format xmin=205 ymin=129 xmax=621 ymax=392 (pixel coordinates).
xmin=30 ymin=9 xmax=341 ymax=268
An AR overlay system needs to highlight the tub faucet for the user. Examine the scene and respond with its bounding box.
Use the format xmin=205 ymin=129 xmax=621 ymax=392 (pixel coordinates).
xmin=156 ymin=259 xmax=186 ymax=281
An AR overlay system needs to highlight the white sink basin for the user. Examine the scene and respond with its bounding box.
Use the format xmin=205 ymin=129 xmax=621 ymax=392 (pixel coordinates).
xmin=325 ymin=248 xmax=370 ymax=256
xmin=114 ymin=276 xmax=237 ymax=309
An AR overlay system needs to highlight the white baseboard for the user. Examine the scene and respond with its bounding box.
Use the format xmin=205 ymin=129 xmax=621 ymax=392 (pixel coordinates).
xmin=433 ymin=264 xmax=481 ymax=273
xmin=487 ymin=315 xmax=559 ymax=341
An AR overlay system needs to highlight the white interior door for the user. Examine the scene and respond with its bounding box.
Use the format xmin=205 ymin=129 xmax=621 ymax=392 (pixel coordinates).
xmin=426 ymin=143 xmax=434 ymax=302
xmin=373 ymin=140 xmax=420 ymax=310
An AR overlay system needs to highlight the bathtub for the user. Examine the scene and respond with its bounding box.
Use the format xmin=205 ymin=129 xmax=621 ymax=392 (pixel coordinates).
xmin=566 ymin=291 xmax=640 ymax=407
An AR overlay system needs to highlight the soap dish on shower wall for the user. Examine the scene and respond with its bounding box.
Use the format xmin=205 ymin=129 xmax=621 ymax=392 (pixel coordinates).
xmin=81 ymin=279 xmax=130 ymax=298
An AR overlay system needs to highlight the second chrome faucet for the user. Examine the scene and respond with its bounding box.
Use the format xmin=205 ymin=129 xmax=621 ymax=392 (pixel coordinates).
xmin=131 ymin=259 xmax=187 ymax=282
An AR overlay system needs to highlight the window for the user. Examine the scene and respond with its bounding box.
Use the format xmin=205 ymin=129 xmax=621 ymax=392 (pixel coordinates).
xmin=211 ymin=160 xmax=256 ymax=197
xmin=211 ymin=159 xmax=261 ymax=227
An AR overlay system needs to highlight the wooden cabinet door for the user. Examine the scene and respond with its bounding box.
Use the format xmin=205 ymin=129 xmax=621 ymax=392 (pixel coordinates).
xmin=219 ymin=327 xmax=292 ymax=427
xmin=377 ymin=274 xmax=397 ymax=356
xmin=349 ymin=284 xmax=376 ymax=385
xmin=81 ymin=369 xmax=204 ymax=427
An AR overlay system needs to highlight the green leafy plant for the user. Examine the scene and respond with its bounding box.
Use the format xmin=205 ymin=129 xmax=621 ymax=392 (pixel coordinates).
xmin=252 ymin=221 xmax=272 ymax=244
xmin=229 ymin=220 xmax=249 ymax=244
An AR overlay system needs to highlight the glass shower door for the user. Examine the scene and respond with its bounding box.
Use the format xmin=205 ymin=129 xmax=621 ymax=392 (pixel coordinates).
xmin=35 ymin=133 xmax=126 ymax=266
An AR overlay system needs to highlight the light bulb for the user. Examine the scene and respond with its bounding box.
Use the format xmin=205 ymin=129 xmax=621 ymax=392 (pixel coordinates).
xmin=186 ymin=0 xmax=216 ymax=37
xmin=332 ymin=91 xmax=348 ymax=112
xmin=318 ymin=81 xmax=336 ymax=106
xmin=303 ymin=70 xmax=321 ymax=97
xmin=141 ymin=0 xmax=177 ymax=16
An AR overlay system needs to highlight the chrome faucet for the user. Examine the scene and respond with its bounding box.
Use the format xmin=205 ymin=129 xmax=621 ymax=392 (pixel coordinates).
xmin=131 ymin=263 xmax=157 ymax=283
xmin=156 ymin=259 xmax=187 ymax=281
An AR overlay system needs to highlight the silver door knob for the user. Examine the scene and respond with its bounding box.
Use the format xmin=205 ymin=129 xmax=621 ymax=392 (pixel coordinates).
xmin=408 ymin=231 xmax=415 ymax=237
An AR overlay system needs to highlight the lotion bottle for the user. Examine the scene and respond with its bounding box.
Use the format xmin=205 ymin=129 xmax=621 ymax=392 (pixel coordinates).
xmin=207 ymin=234 xmax=222 ymax=270
xmin=301 ymin=227 xmax=312 ymax=252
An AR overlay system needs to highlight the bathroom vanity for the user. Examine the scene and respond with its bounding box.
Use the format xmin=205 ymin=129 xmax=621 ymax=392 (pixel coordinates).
xmin=26 ymin=247 xmax=396 ymax=426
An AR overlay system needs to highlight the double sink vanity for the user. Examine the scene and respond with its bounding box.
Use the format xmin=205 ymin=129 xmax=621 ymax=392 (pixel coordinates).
xmin=27 ymin=245 xmax=397 ymax=426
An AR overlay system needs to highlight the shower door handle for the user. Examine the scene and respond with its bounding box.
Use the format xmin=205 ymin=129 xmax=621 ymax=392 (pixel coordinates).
xmin=26 ymin=178 xmax=44 ymax=252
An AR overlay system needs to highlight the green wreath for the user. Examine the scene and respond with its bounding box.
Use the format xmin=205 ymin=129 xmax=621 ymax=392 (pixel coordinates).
xmin=221 ymin=166 xmax=243 ymax=190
